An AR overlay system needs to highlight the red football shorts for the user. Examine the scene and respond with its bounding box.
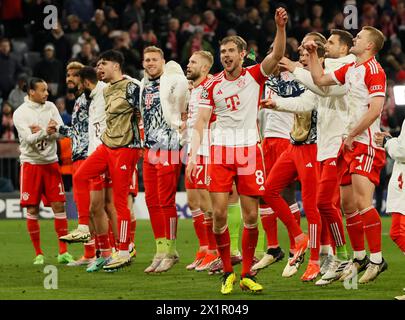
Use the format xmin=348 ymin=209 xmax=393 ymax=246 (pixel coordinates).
xmin=185 ymin=155 xmax=208 ymax=189
xmin=340 ymin=141 xmax=386 ymax=186
xmin=262 ymin=137 xmax=290 ymax=177
xmin=20 ymin=162 xmax=66 ymax=207
xmin=208 ymin=144 xmax=265 ymax=196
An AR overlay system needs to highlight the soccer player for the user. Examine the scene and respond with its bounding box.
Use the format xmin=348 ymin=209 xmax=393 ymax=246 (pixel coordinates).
xmin=53 ymin=62 xmax=96 ymax=267
xmin=375 ymin=121 xmax=405 ymax=299
xmin=71 ymin=50 xmax=143 ymax=271
xmin=141 ymin=46 xmax=189 ymax=273
xmin=252 ymin=45 xmax=305 ymax=277
xmin=184 ymin=51 xmax=219 ymax=272
xmin=187 ymin=7 xmax=288 ymax=294
xmin=275 ymin=30 xmax=356 ymax=285
xmin=13 ymin=78 xmax=73 ymax=265
xmin=261 ymin=43 xmax=325 ymax=282
xmin=306 ymin=26 xmax=388 ymax=283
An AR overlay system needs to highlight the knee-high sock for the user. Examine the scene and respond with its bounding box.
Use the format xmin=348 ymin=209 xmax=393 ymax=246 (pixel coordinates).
xmin=27 ymin=213 xmax=42 ymax=256
xmin=228 ymin=203 xmax=242 ymax=256
xmin=54 ymin=212 xmax=68 ymax=254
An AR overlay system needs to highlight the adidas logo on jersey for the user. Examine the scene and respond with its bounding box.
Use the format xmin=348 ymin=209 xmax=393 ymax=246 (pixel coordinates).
xmin=305 ymin=162 xmax=313 ymax=168
xmin=163 ymin=161 xmax=170 ymax=167
xmin=197 ymin=180 xmax=203 ymax=185
xmin=120 ymin=165 xmax=127 ymax=170
xmin=355 ymin=165 xmax=362 ymax=170
xmin=329 ymin=161 xmax=337 ymax=166
xmin=216 ymin=89 xmax=223 ymax=95
xmin=259 ymin=186 xmax=265 ymax=191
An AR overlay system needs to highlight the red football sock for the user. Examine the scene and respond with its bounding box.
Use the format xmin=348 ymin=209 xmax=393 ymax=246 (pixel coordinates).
xmin=191 ymin=209 xmax=208 ymax=247
xmin=27 ymin=214 xmax=42 ymax=256
xmin=108 ymin=222 xmax=117 ymax=250
xmin=148 ymin=205 xmax=165 ymax=239
xmin=84 ymin=238 xmax=96 ymax=259
xmin=117 ymin=218 xmax=131 ymax=251
xmin=54 ymin=212 xmax=68 ymax=254
xmin=204 ymin=217 xmax=217 ymax=251
xmin=360 ymin=207 xmax=382 ymax=254
xmin=320 ymin=215 xmax=331 ymax=246
xmin=162 ymin=206 xmax=178 ymax=241
xmin=345 ymin=211 xmax=365 ymax=252
xmin=241 ymin=224 xmax=258 ymax=277
xmin=97 ymin=233 xmax=111 ymax=258
xmin=129 ymin=219 xmax=136 ymax=244
xmin=214 ymin=227 xmax=233 ymax=273
xmin=260 ymin=207 xmax=278 ymax=248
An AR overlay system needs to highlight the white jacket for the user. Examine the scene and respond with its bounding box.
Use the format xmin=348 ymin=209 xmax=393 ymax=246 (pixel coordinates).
xmin=88 ymin=81 xmax=107 ymax=155
xmin=386 ymin=119 xmax=405 ymax=163
xmin=275 ymin=54 xmax=356 ymax=161
xmin=140 ymin=60 xmax=189 ymax=145
xmin=13 ymin=96 xmax=63 ymax=164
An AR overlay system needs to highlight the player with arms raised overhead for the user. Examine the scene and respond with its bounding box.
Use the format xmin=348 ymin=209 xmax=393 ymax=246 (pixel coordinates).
xmin=186 ymin=7 xmax=288 ymax=294
xmin=306 ymin=26 xmax=388 ymax=283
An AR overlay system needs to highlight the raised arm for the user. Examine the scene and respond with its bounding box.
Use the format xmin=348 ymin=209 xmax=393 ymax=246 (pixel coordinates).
xmin=261 ymin=8 xmax=288 ymax=75
xmin=305 ymin=41 xmax=337 ymax=86
xmin=272 ymin=90 xmax=317 ymax=113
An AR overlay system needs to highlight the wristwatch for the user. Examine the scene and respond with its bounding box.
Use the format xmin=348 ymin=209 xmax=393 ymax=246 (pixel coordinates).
xmin=382 ymin=135 xmax=392 ymax=147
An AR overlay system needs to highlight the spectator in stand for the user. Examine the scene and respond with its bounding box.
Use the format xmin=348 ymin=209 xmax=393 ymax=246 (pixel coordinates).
xmin=258 ymin=19 xmax=276 ymax=57
xmin=181 ymin=13 xmax=204 ymax=41
xmin=203 ymin=10 xmax=227 ymax=44
xmin=226 ymin=0 xmax=248 ymax=26
xmin=162 ymin=18 xmax=182 ymax=61
xmin=64 ymin=0 xmax=95 ymax=24
xmin=42 ymin=22 xmax=72 ymax=65
xmin=72 ymin=30 xmax=100 ymax=59
xmin=237 ymin=7 xmax=262 ymax=43
xmin=113 ymin=31 xmax=141 ymax=77
xmin=148 ymin=0 xmax=172 ymax=40
xmin=0 ymin=38 xmax=23 ymax=100
xmin=33 ymin=44 xmax=64 ymax=101
xmin=55 ymin=97 xmax=72 ymax=126
xmin=141 ymin=26 xmax=159 ymax=48
xmin=361 ymin=2 xmax=378 ymax=27
xmin=384 ymin=41 xmax=405 ymax=79
xmin=174 ymin=0 xmax=200 ymax=24
xmin=380 ymin=11 xmax=396 ymax=40
xmin=88 ymin=9 xmax=108 ymax=41
xmin=97 ymin=23 xmax=113 ymax=52
xmin=104 ymin=6 xmax=120 ymax=30
xmin=180 ymin=30 xmax=214 ymax=66
xmin=8 ymin=73 xmax=27 ymax=111
xmin=0 ymin=101 xmax=16 ymax=141
xmin=64 ymin=15 xmax=83 ymax=47
xmin=122 ymin=0 xmax=145 ymax=31
xmin=76 ymin=41 xmax=96 ymax=66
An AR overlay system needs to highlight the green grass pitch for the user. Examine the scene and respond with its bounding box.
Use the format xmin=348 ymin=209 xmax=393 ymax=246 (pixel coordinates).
xmin=0 ymin=218 xmax=403 ymax=300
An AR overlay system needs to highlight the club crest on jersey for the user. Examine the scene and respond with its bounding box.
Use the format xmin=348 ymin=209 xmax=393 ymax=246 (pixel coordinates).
xmin=200 ymin=87 xmax=209 ymax=99
xmin=237 ymin=77 xmax=246 ymax=88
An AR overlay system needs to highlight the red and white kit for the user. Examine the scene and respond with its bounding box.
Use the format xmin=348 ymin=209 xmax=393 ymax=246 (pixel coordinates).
xmin=185 ymin=78 xmax=210 ymax=189
xmin=332 ymin=57 xmax=387 ymax=186
xmin=386 ymin=120 xmax=405 ymax=253
xmin=13 ymin=97 xmax=66 ymax=206
xmin=198 ymin=63 xmax=267 ymax=196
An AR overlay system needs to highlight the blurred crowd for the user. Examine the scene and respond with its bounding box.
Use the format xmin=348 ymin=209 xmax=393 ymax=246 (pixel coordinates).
xmin=0 ymin=0 xmax=404 ymax=204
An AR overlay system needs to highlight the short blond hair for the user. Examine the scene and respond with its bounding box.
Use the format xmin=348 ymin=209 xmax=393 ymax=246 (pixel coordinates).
xmin=66 ymin=61 xmax=84 ymax=71
xmin=193 ymin=50 xmax=214 ymax=69
xmin=362 ymin=26 xmax=385 ymax=53
xmin=143 ymin=46 xmax=164 ymax=58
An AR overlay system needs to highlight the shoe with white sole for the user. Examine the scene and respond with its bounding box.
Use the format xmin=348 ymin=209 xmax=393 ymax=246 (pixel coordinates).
xmin=282 ymin=253 xmax=304 ymax=278
xmin=67 ymin=256 xmax=96 ymax=267
xmin=144 ymin=253 xmax=166 ymax=273
xmin=315 ymin=259 xmax=350 ymax=286
xmin=358 ymin=258 xmax=388 ymax=284
xmin=252 ymin=247 xmax=285 ymax=271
